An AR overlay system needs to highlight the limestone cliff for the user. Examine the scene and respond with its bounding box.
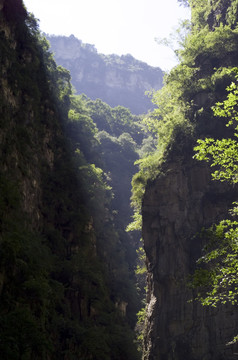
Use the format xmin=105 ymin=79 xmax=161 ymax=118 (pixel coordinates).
xmin=142 ymin=151 xmax=238 ymax=359
xmin=141 ymin=0 xmax=238 ymax=359
xmin=47 ymin=35 xmax=163 ymax=114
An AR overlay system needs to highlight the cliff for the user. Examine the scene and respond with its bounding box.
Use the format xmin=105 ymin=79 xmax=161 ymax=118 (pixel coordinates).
xmin=141 ymin=0 xmax=238 ymax=358
xmin=143 ymin=152 xmax=238 ymax=359
xmin=47 ymin=34 xmax=163 ymax=114
xmin=0 ymin=1 xmax=140 ymax=359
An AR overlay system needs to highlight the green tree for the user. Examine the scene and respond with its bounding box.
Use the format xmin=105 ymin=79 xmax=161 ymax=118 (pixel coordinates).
xmin=194 ymin=70 xmax=238 ymax=184
xmin=192 ymin=69 xmax=238 ymax=306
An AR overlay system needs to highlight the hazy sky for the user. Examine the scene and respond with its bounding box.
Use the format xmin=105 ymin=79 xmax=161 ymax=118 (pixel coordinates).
xmin=23 ymin=0 xmax=190 ymax=71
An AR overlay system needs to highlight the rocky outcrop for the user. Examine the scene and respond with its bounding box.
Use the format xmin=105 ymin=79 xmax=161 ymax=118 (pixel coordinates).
xmin=47 ymin=35 xmax=163 ymax=114
xmin=142 ymin=150 xmax=238 ymax=360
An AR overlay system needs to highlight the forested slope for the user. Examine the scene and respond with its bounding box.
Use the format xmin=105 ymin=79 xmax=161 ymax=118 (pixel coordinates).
xmin=131 ymin=0 xmax=238 ymax=359
xmin=0 ymin=1 xmax=144 ymax=358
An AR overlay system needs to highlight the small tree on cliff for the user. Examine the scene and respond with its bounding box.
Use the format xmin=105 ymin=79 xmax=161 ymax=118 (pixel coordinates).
xmin=192 ymin=68 xmax=238 ymax=307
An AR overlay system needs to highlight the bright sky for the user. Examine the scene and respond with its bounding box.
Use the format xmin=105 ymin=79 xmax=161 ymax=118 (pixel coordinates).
xmin=23 ymin=0 xmax=190 ymax=71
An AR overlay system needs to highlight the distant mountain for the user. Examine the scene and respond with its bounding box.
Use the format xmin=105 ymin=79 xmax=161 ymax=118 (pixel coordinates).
xmin=47 ymin=35 xmax=164 ymax=114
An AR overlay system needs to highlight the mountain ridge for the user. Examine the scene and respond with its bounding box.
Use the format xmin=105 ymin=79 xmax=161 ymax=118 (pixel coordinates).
xmin=47 ymin=34 xmax=163 ymax=114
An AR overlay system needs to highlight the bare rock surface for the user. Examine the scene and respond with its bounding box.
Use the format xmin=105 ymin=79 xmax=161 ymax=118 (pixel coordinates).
xmin=142 ymin=151 xmax=238 ymax=360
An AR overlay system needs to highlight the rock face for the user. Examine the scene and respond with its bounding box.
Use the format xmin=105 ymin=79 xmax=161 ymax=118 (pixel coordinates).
xmin=0 ymin=3 xmax=141 ymax=358
xmin=142 ymin=150 xmax=238 ymax=360
xmin=47 ymin=35 xmax=163 ymax=114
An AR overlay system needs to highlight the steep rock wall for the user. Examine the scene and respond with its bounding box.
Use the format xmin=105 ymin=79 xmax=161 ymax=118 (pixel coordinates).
xmin=0 ymin=2 xmax=140 ymax=358
xmin=47 ymin=35 xmax=163 ymax=114
xmin=141 ymin=1 xmax=238 ymax=358
xmin=142 ymin=151 xmax=238 ymax=360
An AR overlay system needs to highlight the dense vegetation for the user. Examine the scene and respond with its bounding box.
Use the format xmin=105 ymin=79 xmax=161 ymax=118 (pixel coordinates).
xmin=130 ymin=0 xmax=238 ymax=226
xmin=0 ymin=1 xmax=152 ymax=358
